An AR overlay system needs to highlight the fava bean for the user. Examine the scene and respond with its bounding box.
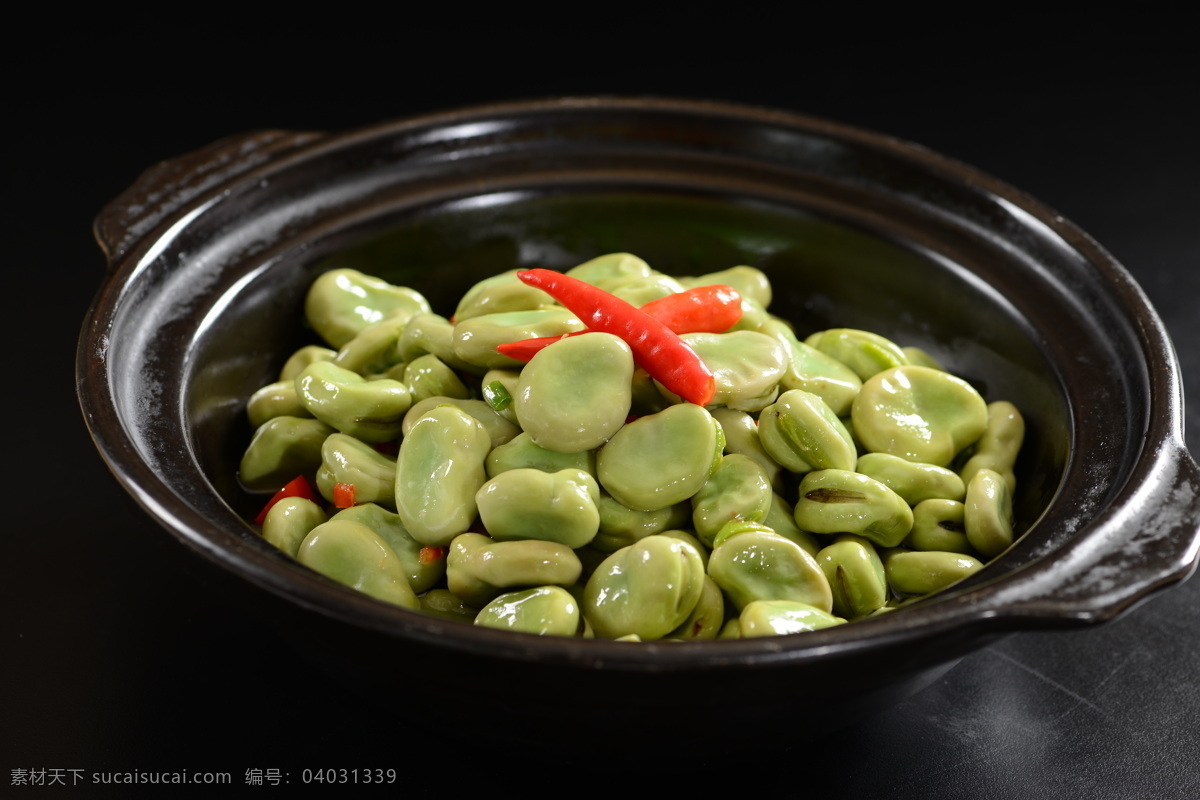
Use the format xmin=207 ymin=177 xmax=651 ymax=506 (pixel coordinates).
xmin=596 ymin=403 xmax=722 ymax=512
xmin=394 ymin=405 xmax=491 ymax=546
xmin=474 ymin=586 xmax=582 ymax=636
xmin=817 ymin=536 xmax=889 ymax=619
xmin=758 ymin=389 xmax=857 ymax=474
xmin=332 ymin=503 xmax=443 ymax=593
xmin=514 ymin=332 xmax=634 ymax=453
xmin=239 ymin=416 xmax=334 ymax=492
xmin=475 ymin=468 xmax=601 ymax=548
xmin=262 ymin=497 xmax=327 ymax=557
xmin=793 ymin=469 xmax=914 ymax=548
xmin=448 ymin=533 xmax=582 ymax=607
xmin=883 ymin=549 xmax=984 ymax=596
xmin=739 ymin=601 xmax=846 ymax=637
xmin=305 ymin=269 xmax=431 ymax=349
xmin=960 ymin=401 xmax=1025 ymax=492
xmin=315 ymin=433 xmax=398 ymax=508
xmin=964 ymin=467 xmax=1015 ymax=558
xmin=583 ymin=535 xmax=706 ymax=641
xmin=296 ymin=519 xmax=419 ymax=609
xmin=855 ymin=452 xmax=965 ymax=505
xmin=851 ymin=365 xmax=988 ymax=467
xmin=296 ymin=361 xmax=411 ymax=443
xmin=708 ymin=529 xmax=833 ymax=612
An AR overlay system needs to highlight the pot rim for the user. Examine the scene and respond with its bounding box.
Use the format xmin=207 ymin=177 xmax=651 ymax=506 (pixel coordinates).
xmin=77 ymin=96 xmax=1200 ymax=672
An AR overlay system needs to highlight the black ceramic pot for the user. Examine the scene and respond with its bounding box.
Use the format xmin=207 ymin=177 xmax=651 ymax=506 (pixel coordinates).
xmin=77 ymin=97 xmax=1200 ymax=746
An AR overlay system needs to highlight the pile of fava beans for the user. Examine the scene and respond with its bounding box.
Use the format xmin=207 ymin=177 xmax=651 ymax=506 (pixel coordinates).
xmin=238 ymin=253 xmax=1024 ymax=640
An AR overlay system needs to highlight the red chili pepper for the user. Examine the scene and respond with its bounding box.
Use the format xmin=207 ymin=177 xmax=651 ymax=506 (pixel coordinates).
xmin=332 ymin=482 xmax=357 ymax=509
xmin=496 ymin=284 xmax=741 ymax=363
xmin=419 ymin=546 xmax=447 ymax=565
xmin=513 ymin=269 xmax=716 ymax=406
xmin=495 ymin=333 xmax=577 ymax=362
xmin=253 ymin=475 xmax=320 ymax=525
xmin=638 ymin=284 xmax=742 ymax=334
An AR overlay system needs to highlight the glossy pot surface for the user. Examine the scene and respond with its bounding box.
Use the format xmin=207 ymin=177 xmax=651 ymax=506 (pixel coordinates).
xmin=78 ymin=98 xmax=1200 ymax=742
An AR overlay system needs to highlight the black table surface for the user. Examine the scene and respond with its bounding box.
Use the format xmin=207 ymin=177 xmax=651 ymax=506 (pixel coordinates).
xmin=6 ymin=22 xmax=1198 ymax=796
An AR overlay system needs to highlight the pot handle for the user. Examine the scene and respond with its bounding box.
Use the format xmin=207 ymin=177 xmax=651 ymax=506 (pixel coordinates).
xmin=988 ymin=445 xmax=1200 ymax=626
xmin=93 ymin=129 xmax=325 ymax=265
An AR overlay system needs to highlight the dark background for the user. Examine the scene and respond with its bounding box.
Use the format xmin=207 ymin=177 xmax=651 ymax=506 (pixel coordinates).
xmin=6 ymin=18 xmax=1198 ymax=796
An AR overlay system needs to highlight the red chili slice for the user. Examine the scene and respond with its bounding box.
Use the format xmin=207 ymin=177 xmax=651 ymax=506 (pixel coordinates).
xmin=332 ymin=482 xmax=357 ymax=509
xmin=419 ymin=546 xmax=447 ymax=565
xmin=253 ymin=475 xmax=320 ymax=525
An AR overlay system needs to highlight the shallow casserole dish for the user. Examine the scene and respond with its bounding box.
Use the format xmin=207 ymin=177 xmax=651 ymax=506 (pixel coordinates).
xmin=77 ymin=97 xmax=1200 ymax=744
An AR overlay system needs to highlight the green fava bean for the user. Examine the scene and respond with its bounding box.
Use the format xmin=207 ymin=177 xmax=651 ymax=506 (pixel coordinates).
xmin=883 ymin=549 xmax=984 ymax=596
xmin=296 ymin=520 xmax=419 ymax=610
xmin=851 ymin=365 xmax=988 ymax=467
xmin=606 ymin=273 xmax=686 ymax=307
xmin=395 ymin=313 xmax=470 ymax=370
xmin=304 ymin=269 xmax=431 ymax=348
xmin=403 ymin=397 xmax=520 ymax=449
xmin=901 ymin=346 xmax=944 ymax=370
xmin=247 ymin=380 xmax=311 ymax=428
xmin=239 ymin=416 xmax=334 ymax=493
xmin=332 ymin=314 xmax=410 ymax=376
xmin=262 ymin=497 xmax=327 ymax=557
xmin=296 ymin=361 xmax=411 ymax=443
xmin=679 ymin=265 xmax=772 ymax=308
xmin=960 ymin=401 xmax=1025 ymax=493
xmin=906 ymin=499 xmax=973 ymax=554
xmin=710 ymin=519 xmax=774 ymax=549
xmin=763 ymin=493 xmax=822 ymax=557
xmin=447 ymin=532 xmax=583 ymax=608
xmin=583 ymin=536 xmax=706 ymax=641
xmin=664 ymin=575 xmax=726 ymax=641
xmin=452 ymin=307 xmax=585 ymax=370
xmin=403 ymin=354 xmax=469 ymax=403
xmin=514 ymin=332 xmax=634 ymax=453
xmin=817 ymin=537 xmax=889 ymax=619
xmin=597 ymin=403 xmax=721 ymax=512
xmin=454 ymin=269 xmax=555 ymax=322
xmin=718 ymin=618 xmax=742 ymax=639
xmin=964 ymin=468 xmax=1015 ymax=558
xmin=486 ymin=432 xmax=596 ymax=480
xmin=565 ymin=252 xmax=653 ymax=288
xmin=726 ymin=298 xmax=771 ymax=333
xmin=394 ymin=405 xmax=492 ymax=546
xmin=708 ymin=530 xmax=833 ymax=612
xmin=793 ymin=469 xmax=914 ymax=548
xmin=691 ymin=453 xmax=773 ymax=548
xmin=759 ymin=389 xmax=857 ymax=474
xmin=475 ymin=586 xmax=582 ymax=637
xmin=592 ymin=495 xmax=691 ymax=553
xmin=279 ymin=345 xmax=337 ymax=382
xmin=659 ymin=529 xmax=711 ymax=571
xmin=807 ymin=328 xmax=908 ymax=380
xmin=419 ymin=589 xmax=479 ymax=623
xmin=764 ymin=320 xmax=863 ymax=417
xmin=668 ymin=331 xmax=787 ymax=412
xmin=316 ymin=433 xmax=398 ymax=508
xmin=332 ymin=503 xmax=443 ymax=593
xmin=855 ymin=452 xmax=965 ymax=505
xmin=712 ymin=407 xmax=784 ymax=493
xmin=476 ymin=468 xmax=600 ymax=549
xmin=739 ymin=600 xmax=846 ymax=638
